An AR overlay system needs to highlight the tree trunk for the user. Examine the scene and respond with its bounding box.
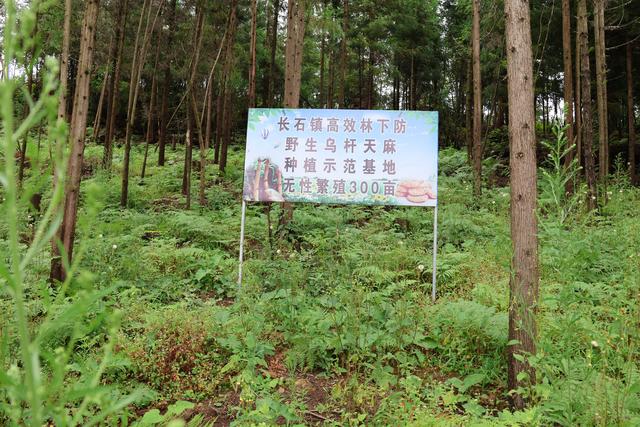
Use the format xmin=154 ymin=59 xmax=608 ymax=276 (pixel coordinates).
xmin=593 ymin=0 xmax=608 ymax=183
xmin=575 ymin=19 xmax=582 ymax=170
xmin=51 ymin=0 xmax=100 ymax=283
xmin=578 ymin=0 xmax=597 ymax=210
xmin=267 ymin=0 xmax=281 ymax=107
xmin=18 ymin=16 xmax=38 ymax=187
xmin=319 ymin=27 xmax=326 ymax=106
xmin=504 ymin=0 xmax=539 ymax=410
xmin=627 ymin=40 xmax=637 ymax=185
xmin=562 ymin=0 xmax=575 ymax=192
xmin=102 ymin=0 xmax=128 ymax=170
xmin=472 ymin=0 xmax=482 ymax=197
xmin=158 ymin=0 xmax=177 ymax=167
xmin=219 ymin=0 xmax=239 ymax=175
xmin=338 ymin=0 xmax=348 ymax=108
xmin=181 ymin=4 xmax=205 ymax=205
xmin=248 ymin=0 xmax=258 ymax=108
xmin=57 ymin=0 xmax=72 ymax=122
xmin=141 ymin=38 xmax=161 ymax=182
xmin=92 ymin=33 xmax=113 ymax=141
xmin=465 ymin=58 xmax=473 ymax=165
xmin=279 ymin=0 xmax=307 ymax=229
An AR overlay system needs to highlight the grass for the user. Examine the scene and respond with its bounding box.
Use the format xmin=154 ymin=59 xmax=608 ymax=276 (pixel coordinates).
xmin=2 ymin=138 xmax=640 ymax=426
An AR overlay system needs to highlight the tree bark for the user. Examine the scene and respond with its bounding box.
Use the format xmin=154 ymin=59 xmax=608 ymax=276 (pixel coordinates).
xmin=219 ymin=0 xmax=239 ymax=175
xmin=578 ymin=0 xmax=597 ymax=210
xmin=627 ymin=40 xmax=637 ymax=185
xmin=594 ymin=0 xmax=608 ymax=183
xmin=472 ymin=0 xmax=482 ymax=197
xmin=121 ymin=0 xmax=161 ymax=207
xmin=562 ymin=0 xmax=575 ymax=192
xmin=102 ymin=0 xmax=128 ymax=170
xmin=181 ymin=4 xmax=205 ymax=205
xmin=141 ymin=37 xmax=161 ymax=181
xmin=267 ymin=0 xmax=281 ymax=107
xmin=338 ymin=0 xmax=348 ymax=108
xmin=279 ymin=0 xmax=307 ymax=229
xmin=57 ymin=0 xmax=72 ymax=122
xmin=248 ymin=0 xmax=258 ymax=108
xmin=92 ymin=33 xmax=114 ymax=141
xmin=158 ymin=0 xmax=177 ymax=167
xmin=504 ymin=0 xmax=539 ymax=410
xmin=51 ymin=0 xmax=100 ymax=282
xmin=465 ymin=58 xmax=473 ymax=165
xmin=575 ymin=18 xmax=582 ymax=170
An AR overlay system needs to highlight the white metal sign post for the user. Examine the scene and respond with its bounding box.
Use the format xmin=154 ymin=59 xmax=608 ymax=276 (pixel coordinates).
xmin=238 ymin=108 xmax=439 ymax=301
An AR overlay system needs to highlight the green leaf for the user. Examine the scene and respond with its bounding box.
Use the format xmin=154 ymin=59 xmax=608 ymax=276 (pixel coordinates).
xmin=139 ymin=409 xmax=163 ymax=425
xmin=166 ymin=400 xmax=195 ymax=417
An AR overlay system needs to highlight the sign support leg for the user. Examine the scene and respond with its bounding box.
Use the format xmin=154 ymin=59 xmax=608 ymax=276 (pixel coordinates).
xmin=238 ymin=199 xmax=247 ymax=288
xmin=431 ymin=205 xmax=438 ymax=302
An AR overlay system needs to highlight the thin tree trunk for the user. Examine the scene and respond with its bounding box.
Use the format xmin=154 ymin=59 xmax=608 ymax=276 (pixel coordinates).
xmin=158 ymin=0 xmax=177 ymax=166
xmin=102 ymin=0 xmax=128 ymax=170
xmin=279 ymin=0 xmax=307 ymax=230
xmin=141 ymin=38 xmax=161 ymax=181
xmin=472 ymin=0 xmax=482 ymax=197
xmin=18 ymin=16 xmax=38 ymax=187
xmin=219 ymin=0 xmax=239 ymax=175
xmin=465 ymin=58 xmax=473 ymax=165
xmin=248 ymin=0 xmax=258 ymax=108
xmin=57 ymin=0 xmax=72 ymax=122
xmin=50 ymin=0 xmax=73 ymax=282
xmin=594 ymin=0 xmax=608 ymax=184
xmin=504 ymin=0 xmax=539 ymax=410
xmin=51 ymin=0 xmax=100 ymax=282
xmin=267 ymin=0 xmax=281 ymax=107
xmin=578 ymin=0 xmax=597 ymax=210
xmin=92 ymin=65 xmax=109 ymax=140
xmin=181 ymin=4 xmax=205 ymax=204
xmin=319 ymin=27 xmax=326 ymax=106
xmin=92 ymin=33 xmax=113 ymax=140
xmin=121 ymin=0 xmax=161 ymax=207
xmin=338 ymin=0 xmax=348 ymax=108
xmin=328 ymin=45 xmax=335 ymax=108
xmin=627 ymin=40 xmax=637 ymax=185
xmin=562 ymin=0 xmax=575 ymax=192
xmin=575 ymin=20 xmax=582 ymax=170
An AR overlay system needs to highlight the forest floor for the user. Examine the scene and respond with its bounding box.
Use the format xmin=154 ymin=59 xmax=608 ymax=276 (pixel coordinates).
xmin=4 ymin=140 xmax=640 ymax=426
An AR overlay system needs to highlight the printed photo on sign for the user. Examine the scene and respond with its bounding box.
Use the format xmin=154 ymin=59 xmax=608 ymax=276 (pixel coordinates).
xmin=242 ymin=108 xmax=438 ymax=207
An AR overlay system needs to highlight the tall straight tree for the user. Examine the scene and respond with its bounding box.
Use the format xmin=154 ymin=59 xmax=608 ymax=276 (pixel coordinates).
xmin=218 ymin=0 xmax=239 ymax=174
xmin=181 ymin=3 xmax=205 ymax=209
xmin=57 ymin=0 xmax=72 ymax=122
xmin=472 ymin=0 xmax=482 ymax=197
xmin=51 ymin=0 xmax=100 ymax=282
xmin=338 ymin=0 xmax=348 ymax=108
xmin=121 ymin=0 xmax=161 ymax=207
xmin=248 ymin=0 xmax=258 ymax=108
xmin=279 ymin=0 xmax=307 ymax=229
xmin=593 ymin=0 xmax=608 ymax=183
xmin=266 ymin=0 xmax=281 ymax=107
xmin=158 ymin=0 xmax=177 ymax=166
xmin=578 ymin=0 xmax=597 ymax=210
xmin=102 ymin=0 xmax=128 ymax=170
xmin=504 ymin=0 xmax=539 ymax=410
xmin=627 ymin=40 xmax=637 ymax=185
xmin=562 ymin=0 xmax=575 ymax=189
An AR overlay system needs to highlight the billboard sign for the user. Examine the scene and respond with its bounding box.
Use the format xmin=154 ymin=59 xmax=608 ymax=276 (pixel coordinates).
xmin=242 ymin=108 xmax=438 ymax=207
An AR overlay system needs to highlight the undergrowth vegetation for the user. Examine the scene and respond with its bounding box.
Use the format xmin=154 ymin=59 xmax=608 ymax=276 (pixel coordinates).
xmin=2 ymin=132 xmax=639 ymax=425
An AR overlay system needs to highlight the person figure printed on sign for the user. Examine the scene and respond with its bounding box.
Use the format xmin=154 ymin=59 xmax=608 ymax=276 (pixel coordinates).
xmin=243 ymin=158 xmax=285 ymax=202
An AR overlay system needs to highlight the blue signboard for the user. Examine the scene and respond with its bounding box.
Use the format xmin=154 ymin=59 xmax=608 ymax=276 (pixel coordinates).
xmin=242 ymin=108 xmax=438 ymax=207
